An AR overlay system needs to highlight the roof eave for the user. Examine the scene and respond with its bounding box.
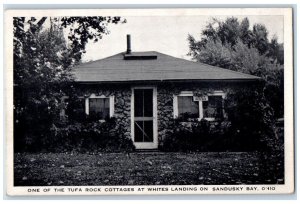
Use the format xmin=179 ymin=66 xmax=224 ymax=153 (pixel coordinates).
xmin=75 ymin=78 xmax=262 ymax=84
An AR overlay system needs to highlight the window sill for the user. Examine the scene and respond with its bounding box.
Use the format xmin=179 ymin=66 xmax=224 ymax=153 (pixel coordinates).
xmin=202 ymin=117 xmax=216 ymax=121
xmin=175 ymin=118 xmax=217 ymax=123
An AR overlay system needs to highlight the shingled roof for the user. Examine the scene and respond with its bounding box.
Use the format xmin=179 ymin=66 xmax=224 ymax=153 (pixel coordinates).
xmin=73 ymin=51 xmax=260 ymax=83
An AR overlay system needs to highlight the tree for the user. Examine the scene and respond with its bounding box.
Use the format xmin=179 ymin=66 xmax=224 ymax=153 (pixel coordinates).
xmin=190 ymin=38 xmax=232 ymax=69
xmin=252 ymin=24 xmax=269 ymax=55
xmin=218 ymin=17 xmax=240 ymax=47
xmin=188 ymin=17 xmax=284 ymax=118
xmin=230 ymin=40 xmax=261 ymax=74
xmin=267 ymin=36 xmax=284 ymax=65
xmin=13 ymin=16 xmax=124 ymax=152
xmin=239 ymin=18 xmax=254 ymax=47
xmin=188 ymin=17 xmax=285 ymax=156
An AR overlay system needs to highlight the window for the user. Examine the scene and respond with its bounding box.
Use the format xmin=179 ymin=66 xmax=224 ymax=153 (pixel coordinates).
xmin=177 ymin=96 xmax=199 ymax=119
xmin=88 ymin=98 xmax=110 ymax=119
xmin=60 ymin=94 xmax=114 ymax=121
xmin=174 ymin=91 xmax=225 ymax=121
xmin=203 ymin=95 xmax=223 ymax=119
xmin=173 ymin=91 xmax=199 ymax=121
xmin=86 ymin=94 xmax=114 ymax=120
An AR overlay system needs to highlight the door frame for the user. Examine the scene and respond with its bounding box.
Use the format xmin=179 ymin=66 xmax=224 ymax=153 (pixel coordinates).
xmin=131 ymin=86 xmax=158 ymax=149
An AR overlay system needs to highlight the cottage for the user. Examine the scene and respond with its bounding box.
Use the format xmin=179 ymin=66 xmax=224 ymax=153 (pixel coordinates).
xmin=70 ymin=35 xmax=260 ymax=150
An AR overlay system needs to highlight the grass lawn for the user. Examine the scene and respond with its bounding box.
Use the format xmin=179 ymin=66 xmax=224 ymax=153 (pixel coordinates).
xmin=14 ymin=152 xmax=284 ymax=186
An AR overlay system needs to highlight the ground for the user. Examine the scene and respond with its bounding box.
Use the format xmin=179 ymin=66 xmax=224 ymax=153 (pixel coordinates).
xmin=14 ymin=152 xmax=284 ymax=186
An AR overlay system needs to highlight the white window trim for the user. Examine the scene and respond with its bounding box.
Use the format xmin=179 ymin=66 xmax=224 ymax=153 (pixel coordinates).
xmin=173 ymin=91 xmax=197 ymax=119
xmin=203 ymin=91 xmax=226 ymax=121
xmin=85 ymin=94 xmax=115 ymax=118
xmin=173 ymin=91 xmax=226 ymax=121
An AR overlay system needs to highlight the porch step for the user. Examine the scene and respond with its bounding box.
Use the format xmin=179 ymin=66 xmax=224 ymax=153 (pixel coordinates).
xmin=135 ymin=149 xmax=161 ymax=153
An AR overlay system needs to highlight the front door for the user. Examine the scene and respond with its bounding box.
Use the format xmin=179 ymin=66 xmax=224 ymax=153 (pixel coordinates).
xmin=131 ymin=87 xmax=158 ymax=149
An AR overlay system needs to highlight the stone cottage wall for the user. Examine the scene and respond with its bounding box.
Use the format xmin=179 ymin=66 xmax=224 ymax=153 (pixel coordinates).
xmin=156 ymin=82 xmax=245 ymax=148
xmin=75 ymin=82 xmax=257 ymax=149
xmin=76 ymin=84 xmax=132 ymax=140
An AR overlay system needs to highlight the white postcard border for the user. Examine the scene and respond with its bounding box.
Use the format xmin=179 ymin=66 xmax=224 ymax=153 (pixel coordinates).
xmin=4 ymin=8 xmax=294 ymax=196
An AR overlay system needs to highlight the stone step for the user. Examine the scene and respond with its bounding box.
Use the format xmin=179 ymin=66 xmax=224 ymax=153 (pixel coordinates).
xmin=135 ymin=149 xmax=161 ymax=153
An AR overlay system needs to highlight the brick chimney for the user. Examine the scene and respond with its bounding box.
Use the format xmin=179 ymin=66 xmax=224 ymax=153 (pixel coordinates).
xmin=126 ymin=34 xmax=131 ymax=54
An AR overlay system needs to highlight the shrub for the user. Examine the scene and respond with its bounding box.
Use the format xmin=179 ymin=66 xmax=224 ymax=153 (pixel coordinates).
xmin=42 ymin=117 xmax=135 ymax=153
xmin=225 ymin=88 xmax=278 ymax=152
xmin=161 ymin=119 xmax=234 ymax=152
xmin=162 ymin=88 xmax=279 ymax=152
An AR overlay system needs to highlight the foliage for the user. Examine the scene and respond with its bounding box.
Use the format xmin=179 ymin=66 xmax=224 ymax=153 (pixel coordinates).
xmin=188 ymin=17 xmax=284 ymax=119
xmin=161 ymin=119 xmax=267 ymax=152
xmin=161 ymin=119 xmax=234 ymax=152
xmin=189 ymin=17 xmax=283 ymax=61
xmin=162 ymin=86 xmax=282 ymax=152
xmin=230 ymin=40 xmax=261 ymax=74
xmin=13 ymin=16 xmax=124 ymax=152
xmin=191 ymin=38 xmax=232 ymax=69
xmin=20 ymin=117 xmax=135 ymax=153
xmin=49 ymin=117 xmax=135 ymax=153
xmin=267 ymin=36 xmax=284 ymax=65
xmin=225 ymin=88 xmax=280 ymax=152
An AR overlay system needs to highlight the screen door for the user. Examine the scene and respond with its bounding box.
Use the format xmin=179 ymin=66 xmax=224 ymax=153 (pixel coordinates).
xmin=132 ymin=87 xmax=157 ymax=149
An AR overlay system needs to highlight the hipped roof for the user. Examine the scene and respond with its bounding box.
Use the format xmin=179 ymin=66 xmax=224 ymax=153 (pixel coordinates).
xmin=73 ymin=51 xmax=260 ymax=83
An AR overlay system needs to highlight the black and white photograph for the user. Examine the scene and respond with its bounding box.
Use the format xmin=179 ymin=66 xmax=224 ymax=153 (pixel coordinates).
xmin=5 ymin=8 xmax=294 ymax=195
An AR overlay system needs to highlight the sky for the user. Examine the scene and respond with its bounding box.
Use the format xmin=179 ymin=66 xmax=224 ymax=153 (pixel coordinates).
xmin=81 ymin=15 xmax=284 ymax=62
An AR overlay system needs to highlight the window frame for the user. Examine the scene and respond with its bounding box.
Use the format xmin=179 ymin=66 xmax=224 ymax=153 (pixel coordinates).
xmin=173 ymin=91 xmax=226 ymax=121
xmin=173 ymin=91 xmax=200 ymax=120
xmin=202 ymin=91 xmax=226 ymax=121
xmin=60 ymin=94 xmax=115 ymax=120
xmin=85 ymin=94 xmax=115 ymax=119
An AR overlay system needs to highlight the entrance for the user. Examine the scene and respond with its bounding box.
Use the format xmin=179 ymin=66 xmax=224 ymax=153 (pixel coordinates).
xmin=131 ymin=87 xmax=158 ymax=149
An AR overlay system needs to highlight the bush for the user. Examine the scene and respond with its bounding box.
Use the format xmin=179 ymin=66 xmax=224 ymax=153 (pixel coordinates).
xmin=161 ymin=118 xmax=271 ymax=152
xmin=38 ymin=117 xmax=135 ymax=153
xmin=225 ymin=88 xmax=279 ymax=152
xmin=161 ymin=119 xmax=234 ymax=152
xmin=162 ymin=88 xmax=279 ymax=152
